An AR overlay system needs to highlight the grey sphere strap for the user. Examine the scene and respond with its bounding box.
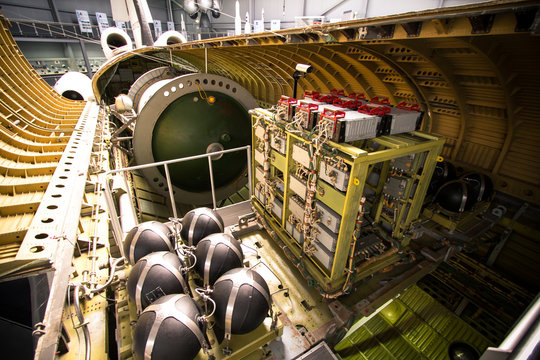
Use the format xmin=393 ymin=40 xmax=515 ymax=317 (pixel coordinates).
xmin=143 ymin=296 xmax=205 ymax=359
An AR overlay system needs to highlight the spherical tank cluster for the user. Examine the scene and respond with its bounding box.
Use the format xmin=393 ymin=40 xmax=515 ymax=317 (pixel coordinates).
xmin=123 ymin=207 xmax=272 ymax=359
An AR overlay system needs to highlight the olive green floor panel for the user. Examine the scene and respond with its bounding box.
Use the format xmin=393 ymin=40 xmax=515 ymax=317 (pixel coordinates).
xmin=335 ymin=285 xmax=491 ymax=360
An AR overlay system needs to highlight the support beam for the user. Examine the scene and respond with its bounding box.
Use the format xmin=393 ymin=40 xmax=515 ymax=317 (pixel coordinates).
xmin=32 ymin=102 xmax=100 ymax=360
xmin=166 ymin=0 xmax=173 ymax=23
xmin=79 ymin=39 xmax=93 ymax=78
xmin=47 ymin=0 xmax=61 ymax=23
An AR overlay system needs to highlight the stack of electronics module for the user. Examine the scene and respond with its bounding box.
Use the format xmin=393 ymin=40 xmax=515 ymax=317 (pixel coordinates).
xmin=251 ymin=89 xmax=445 ymax=296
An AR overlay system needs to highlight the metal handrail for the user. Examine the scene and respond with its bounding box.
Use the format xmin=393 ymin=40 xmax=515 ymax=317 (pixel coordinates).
xmin=8 ymin=18 xmax=104 ymax=40
xmin=8 ymin=17 xmax=233 ymax=43
xmin=103 ymin=145 xmax=252 ymax=258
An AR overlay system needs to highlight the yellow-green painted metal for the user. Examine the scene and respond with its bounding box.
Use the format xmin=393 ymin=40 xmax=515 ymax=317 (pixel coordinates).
xmin=335 ymin=285 xmax=492 ymax=360
xmin=92 ymin=0 xmax=540 ymax=205
xmin=250 ymin=108 xmax=444 ymax=293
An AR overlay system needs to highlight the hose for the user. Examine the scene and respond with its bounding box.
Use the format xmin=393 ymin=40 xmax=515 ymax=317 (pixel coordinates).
xmin=72 ymin=284 xmax=91 ymax=360
xmin=84 ymin=257 xmax=125 ymax=294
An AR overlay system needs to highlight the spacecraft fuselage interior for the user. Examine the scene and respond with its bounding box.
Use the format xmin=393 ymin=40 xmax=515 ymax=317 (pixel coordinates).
xmin=0 ymin=1 xmax=539 ymax=359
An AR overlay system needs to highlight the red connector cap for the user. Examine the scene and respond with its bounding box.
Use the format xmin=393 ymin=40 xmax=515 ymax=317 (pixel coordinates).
xmin=304 ymin=90 xmax=320 ymax=99
xmin=279 ymin=95 xmax=297 ymax=105
xmin=330 ymin=89 xmax=345 ymax=96
xmin=348 ymin=92 xmax=366 ymax=100
xmin=370 ymin=96 xmax=390 ymax=105
xmin=299 ymin=101 xmax=319 ymax=111
xmin=322 ymin=108 xmax=346 ymax=119
xmin=397 ymin=101 xmax=421 ymax=111
xmin=359 ymin=104 xmax=391 ymax=116
xmin=318 ymin=94 xmax=338 ymax=103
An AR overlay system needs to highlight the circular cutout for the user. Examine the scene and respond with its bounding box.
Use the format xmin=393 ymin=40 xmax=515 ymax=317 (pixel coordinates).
xmin=179 ymin=83 xmax=184 ymax=89
xmin=211 ymin=80 xmax=216 ymax=85
xmin=47 ymin=205 xmax=58 ymax=209
xmin=203 ymin=79 xmax=208 ymax=84
xmin=164 ymin=91 xmax=170 ymax=97
xmin=219 ymin=81 xmax=223 ymax=87
xmin=59 ymin=176 xmax=68 ymax=179
xmin=30 ymin=246 xmax=45 ymax=253
xmin=35 ymin=233 xmax=48 ymax=239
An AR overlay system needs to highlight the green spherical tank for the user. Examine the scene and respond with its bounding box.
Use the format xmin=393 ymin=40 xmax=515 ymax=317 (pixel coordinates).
xmin=152 ymin=91 xmax=249 ymax=192
xmin=133 ymin=74 xmax=258 ymax=204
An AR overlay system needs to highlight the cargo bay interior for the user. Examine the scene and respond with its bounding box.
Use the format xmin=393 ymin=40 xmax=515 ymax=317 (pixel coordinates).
xmin=0 ymin=0 xmax=539 ymax=359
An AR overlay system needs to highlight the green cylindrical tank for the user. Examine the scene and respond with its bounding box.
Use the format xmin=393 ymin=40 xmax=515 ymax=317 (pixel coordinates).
xmin=132 ymin=73 xmax=258 ymax=204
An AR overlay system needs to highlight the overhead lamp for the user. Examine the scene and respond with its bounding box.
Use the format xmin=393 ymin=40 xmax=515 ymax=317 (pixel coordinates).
xmin=292 ymin=63 xmax=313 ymax=99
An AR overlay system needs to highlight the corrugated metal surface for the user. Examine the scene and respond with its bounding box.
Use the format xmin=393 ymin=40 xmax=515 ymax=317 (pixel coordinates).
xmin=0 ymin=15 xmax=86 ymax=278
xmin=335 ymin=285 xmax=492 ymax=360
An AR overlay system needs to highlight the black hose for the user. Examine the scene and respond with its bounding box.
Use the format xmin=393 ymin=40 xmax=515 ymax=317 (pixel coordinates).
xmin=73 ymin=285 xmax=91 ymax=360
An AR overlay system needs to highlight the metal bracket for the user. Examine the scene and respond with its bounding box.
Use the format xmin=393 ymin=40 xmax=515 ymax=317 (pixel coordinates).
xmin=468 ymin=14 xmax=495 ymax=34
xmin=401 ymin=21 xmax=422 ymax=37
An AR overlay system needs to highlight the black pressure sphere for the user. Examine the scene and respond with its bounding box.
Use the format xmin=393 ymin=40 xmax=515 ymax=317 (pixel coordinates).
xmin=435 ymin=180 xmax=477 ymax=213
xmin=127 ymin=251 xmax=188 ymax=313
xmin=132 ymin=294 xmax=205 ymax=360
xmin=211 ymin=268 xmax=271 ymax=335
xmin=195 ymin=233 xmax=244 ymax=286
xmin=428 ymin=161 xmax=456 ymax=195
xmin=180 ymin=207 xmax=224 ymax=246
xmin=123 ymin=221 xmax=175 ymax=265
xmin=461 ymin=173 xmax=494 ymax=202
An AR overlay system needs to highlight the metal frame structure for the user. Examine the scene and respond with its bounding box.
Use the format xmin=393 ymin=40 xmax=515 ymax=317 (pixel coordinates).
xmin=31 ymin=102 xmax=101 ymax=360
xmin=250 ymin=108 xmax=444 ymax=294
xmin=92 ymin=0 xmax=540 ymax=205
xmin=103 ymin=145 xmax=252 ymax=256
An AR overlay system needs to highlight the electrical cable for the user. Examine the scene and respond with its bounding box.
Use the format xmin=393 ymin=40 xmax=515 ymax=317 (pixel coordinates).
xmin=66 ymin=286 xmax=82 ymax=360
xmin=250 ymin=260 xmax=284 ymax=289
xmin=72 ymin=284 xmax=91 ymax=360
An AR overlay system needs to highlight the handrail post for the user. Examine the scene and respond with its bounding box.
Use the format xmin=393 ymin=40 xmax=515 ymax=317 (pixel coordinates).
xmin=103 ymin=145 xmax=251 ymax=229
xmin=246 ymin=145 xmax=253 ymax=197
xmin=102 ymin=174 xmax=126 ymax=259
xmin=163 ymin=163 xmax=178 ymax=218
xmin=208 ymin=156 xmax=217 ymax=209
